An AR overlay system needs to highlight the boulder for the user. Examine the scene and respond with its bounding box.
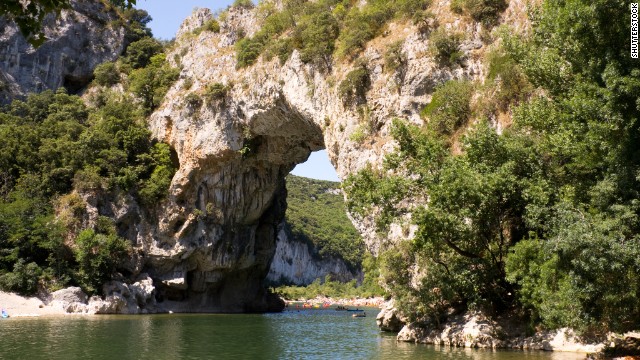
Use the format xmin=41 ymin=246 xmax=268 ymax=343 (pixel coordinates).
xmin=376 ymin=299 xmax=405 ymax=332
xmin=50 ymin=287 xmax=88 ymax=313
xmin=91 ymin=275 xmax=157 ymax=314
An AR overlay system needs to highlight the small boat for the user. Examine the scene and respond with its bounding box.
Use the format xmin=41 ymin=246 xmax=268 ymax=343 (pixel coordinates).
xmin=335 ymin=306 xmax=347 ymax=311
xmin=346 ymin=309 xmax=363 ymax=312
xmin=352 ymin=312 xmax=366 ymax=318
xmin=1 ymin=309 xmax=9 ymax=318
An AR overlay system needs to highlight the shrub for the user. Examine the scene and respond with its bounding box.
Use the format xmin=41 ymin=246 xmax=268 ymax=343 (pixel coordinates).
xmin=123 ymin=37 xmax=163 ymax=69
xmin=413 ymin=10 xmax=437 ymax=34
xmin=384 ymin=40 xmax=406 ymax=74
xmin=451 ymin=0 xmax=508 ymax=26
xmin=264 ymin=38 xmax=293 ymax=64
xmin=233 ymin=0 xmax=254 ymax=9
xmin=393 ymin=0 xmax=432 ymax=16
xmin=421 ymin=80 xmax=473 ymax=135
xmin=0 ymin=260 xmax=43 ymax=295
xmin=294 ymin=10 xmax=339 ymax=68
xmin=349 ymin=125 xmax=367 ymax=143
xmin=73 ymin=229 xmax=130 ymax=295
xmin=204 ymin=83 xmax=229 ymax=103
xmin=487 ymin=51 xmax=531 ymax=110
xmin=93 ymin=62 xmax=120 ymax=87
xmin=430 ymin=28 xmax=463 ymax=66
xmin=335 ymin=8 xmax=381 ymax=60
xmin=236 ymin=37 xmax=264 ymax=68
xmin=450 ymin=0 xmax=465 ymax=14
xmin=193 ymin=18 xmax=220 ymax=35
xmin=338 ymin=66 xmax=370 ymax=106
xmin=184 ymin=92 xmax=202 ymax=108
xmin=182 ymin=77 xmax=193 ymax=90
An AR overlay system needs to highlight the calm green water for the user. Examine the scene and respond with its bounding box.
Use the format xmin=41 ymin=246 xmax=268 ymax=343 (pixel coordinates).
xmin=0 ymin=308 xmax=585 ymax=360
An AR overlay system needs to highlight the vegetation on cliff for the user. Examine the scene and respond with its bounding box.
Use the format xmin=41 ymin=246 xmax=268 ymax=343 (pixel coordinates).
xmin=3 ymin=0 xmax=141 ymax=47
xmin=285 ymin=175 xmax=364 ymax=272
xmin=233 ymin=0 xmax=506 ymax=69
xmin=0 ymin=13 xmax=179 ymax=295
xmin=344 ymin=0 xmax=640 ymax=334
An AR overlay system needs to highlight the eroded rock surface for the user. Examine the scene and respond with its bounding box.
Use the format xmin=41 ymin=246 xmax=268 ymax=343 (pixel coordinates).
xmin=2 ymin=0 xmax=530 ymax=313
xmin=0 ymin=0 xmax=124 ymax=103
xmin=266 ymin=226 xmax=360 ymax=285
xmin=397 ymin=311 xmax=605 ymax=353
xmin=376 ymin=300 xmax=406 ymax=332
xmin=130 ymin=1 xmax=520 ymax=311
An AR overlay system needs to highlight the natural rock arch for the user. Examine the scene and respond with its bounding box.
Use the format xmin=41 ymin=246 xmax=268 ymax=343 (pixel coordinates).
xmin=144 ymin=97 xmax=327 ymax=311
xmin=127 ymin=5 xmax=486 ymax=311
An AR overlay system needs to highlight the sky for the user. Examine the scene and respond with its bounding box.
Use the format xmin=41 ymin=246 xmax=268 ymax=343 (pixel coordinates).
xmin=136 ymin=0 xmax=340 ymax=182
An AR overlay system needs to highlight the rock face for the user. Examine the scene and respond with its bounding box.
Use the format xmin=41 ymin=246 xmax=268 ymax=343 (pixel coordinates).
xmin=266 ymin=226 xmax=360 ymax=285
xmin=50 ymin=287 xmax=89 ymax=313
xmin=127 ymin=1 xmax=530 ymax=312
xmin=0 ymin=0 xmax=124 ymax=103
xmin=396 ymin=311 xmax=605 ymax=353
xmin=376 ymin=300 xmax=406 ymax=332
xmin=1 ymin=1 xmax=531 ymax=313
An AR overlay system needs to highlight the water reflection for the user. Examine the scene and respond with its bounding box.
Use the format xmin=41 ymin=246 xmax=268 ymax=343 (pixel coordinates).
xmin=0 ymin=311 xmax=586 ymax=360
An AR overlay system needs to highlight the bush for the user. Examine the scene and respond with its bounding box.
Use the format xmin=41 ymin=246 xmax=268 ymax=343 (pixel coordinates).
xmin=349 ymin=125 xmax=367 ymax=143
xmin=93 ymin=62 xmax=120 ymax=87
xmin=384 ymin=40 xmax=406 ymax=73
xmin=127 ymin=54 xmax=179 ymax=114
xmin=233 ymin=0 xmax=254 ymax=9
xmin=294 ymin=10 xmax=339 ymax=68
xmin=73 ymin=229 xmax=130 ymax=295
xmin=0 ymin=260 xmax=43 ymax=295
xmin=264 ymin=38 xmax=293 ymax=64
xmin=236 ymin=37 xmax=264 ymax=68
xmin=450 ymin=0 xmax=465 ymax=14
xmin=487 ymin=51 xmax=531 ymax=110
xmin=204 ymin=83 xmax=229 ymax=103
xmin=184 ymin=92 xmax=202 ymax=109
xmin=413 ymin=10 xmax=437 ymax=34
xmin=421 ymin=80 xmax=473 ymax=135
xmin=335 ymin=8 xmax=381 ymax=60
xmin=123 ymin=37 xmax=163 ymax=69
xmin=393 ymin=0 xmax=432 ymax=17
xmin=430 ymin=28 xmax=463 ymax=66
xmin=451 ymin=0 xmax=507 ymax=26
xmin=338 ymin=66 xmax=370 ymax=106
xmin=193 ymin=18 xmax=220 ymax=35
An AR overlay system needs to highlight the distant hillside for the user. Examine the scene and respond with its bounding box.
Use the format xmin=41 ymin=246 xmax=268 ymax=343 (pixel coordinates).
xmin=285 ymin=175 xmax=364 ymax=272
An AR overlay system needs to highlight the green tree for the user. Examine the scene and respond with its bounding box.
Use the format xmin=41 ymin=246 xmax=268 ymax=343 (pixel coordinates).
xmin=73 ymin=229 xmax=130 ymax=294
xmin=93 ymin=62 xmax=120 ymax=87
xmin=127 ymin=54 xmax=179 ymax=114
xmin=123 ymin=37 xmax=163 ymax=69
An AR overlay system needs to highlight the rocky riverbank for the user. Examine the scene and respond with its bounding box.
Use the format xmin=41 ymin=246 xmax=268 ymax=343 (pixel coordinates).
xmin=376 ymin=300 xmax=640 ymax=359
xmin=284 ymin=295 xmax=385 ymax=308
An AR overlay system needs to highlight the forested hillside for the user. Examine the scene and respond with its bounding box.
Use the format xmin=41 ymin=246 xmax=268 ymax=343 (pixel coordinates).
xmin=344 ymin=0 xmax=640 ymax=334
xmin=285 ymin=175 xmax=364 ymax=272
xmin=0 ymin=9 xmax=178 ymax=296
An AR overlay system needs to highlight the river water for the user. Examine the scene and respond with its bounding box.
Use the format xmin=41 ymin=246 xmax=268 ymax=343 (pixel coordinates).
xmin=0 ymin=308 xmax=585 ymax=360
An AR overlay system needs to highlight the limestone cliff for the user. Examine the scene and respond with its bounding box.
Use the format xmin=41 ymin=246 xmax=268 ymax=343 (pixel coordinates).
xmin=0 ymin=0 xmax=125 ymax=103
xmin=0 ymin=0 xmax=531 ymax=313
xmin=129 ymin=1 xmax=529 ymax=312
xmin=267 ymin=226 xmax=361 ymax=285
